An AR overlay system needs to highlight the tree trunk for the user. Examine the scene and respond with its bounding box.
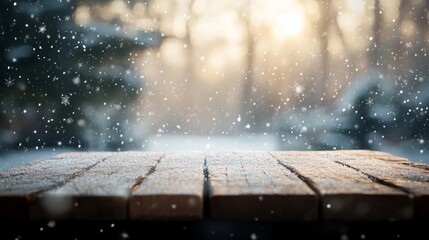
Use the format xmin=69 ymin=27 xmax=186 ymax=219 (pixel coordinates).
xmin=241 ymin=2 xmax=255 ymax=125
xmin=184 ymin=0 xmax=195 ymax=113
xmin=318 ymin=0 xmax=330 ymax=107
xmin=371 ymin=0 xmax=382 ymax=68
xmin=414 ymin=1 xmax=428 ymax=83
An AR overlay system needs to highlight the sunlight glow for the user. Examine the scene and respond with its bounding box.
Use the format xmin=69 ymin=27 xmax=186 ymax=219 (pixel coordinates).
xmin=346 ymin=0 xmax=365 ymax=14
xmin=274 ymin=11 xmax=305 ymax=39
xmin=74 ymin=5 xmax=91 ymax=25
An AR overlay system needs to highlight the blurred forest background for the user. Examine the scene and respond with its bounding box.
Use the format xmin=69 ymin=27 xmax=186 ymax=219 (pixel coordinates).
xmin=0 ymin=0 xmax=428 ymax=162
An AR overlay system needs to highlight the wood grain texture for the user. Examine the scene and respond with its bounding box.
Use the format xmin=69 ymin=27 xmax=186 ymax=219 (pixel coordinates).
xmin=333 ymin=153 xmax=429 ymax=220
xmin=207 ymin=152 xmax=317 ymax=221
xmin=29 ymin=152 xmax=162 ymax=220
xmin=333 ymin=150 xmax=411 ymax=163
xmin=129 ymin=152 xmax=205 ymax=220
xmin=0 ymin=151 xmax=427 ymax=221
xmin=271 ymin=151 xmax=413 ymax=221
xmin=0 ymin=152 xmax=110 ymax=220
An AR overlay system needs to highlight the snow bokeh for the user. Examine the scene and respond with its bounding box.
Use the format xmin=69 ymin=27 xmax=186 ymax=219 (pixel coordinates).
xmin=1 ymin=0 xmax=428 ymax=167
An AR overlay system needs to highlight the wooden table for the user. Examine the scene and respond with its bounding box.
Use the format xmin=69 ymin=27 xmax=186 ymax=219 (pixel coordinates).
xmin=1 ymin=150 xmax=428 ymax=222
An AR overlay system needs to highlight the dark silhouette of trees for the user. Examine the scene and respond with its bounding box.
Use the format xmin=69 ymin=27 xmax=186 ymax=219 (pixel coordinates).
xmin=0 ymin=0 xmax=163 ymax=151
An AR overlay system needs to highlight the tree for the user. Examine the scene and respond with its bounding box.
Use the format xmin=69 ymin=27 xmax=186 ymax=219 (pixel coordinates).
xmin=317 ymin=0 xmax=330 ymax=107
xmin=414 ymin=1 xmax=428 ymax=83
xmin=371 ymin=0 xmax=382 ymax=68
xmin=0 ymin=0 xmax=163 ymax=151
xmin=240 ymin=0 xmax=256 ymax=127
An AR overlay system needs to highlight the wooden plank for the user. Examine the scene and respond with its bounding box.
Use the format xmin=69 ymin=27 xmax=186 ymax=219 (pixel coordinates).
xmin=207 ymin=152 xmax=317 ymax=221
xmin=29 ymin=152 xmax=162 ymax=220
xmin=333 ymin=150 xmax=411 ymax=163
xmin=0 ymin=152 xmax=110 ymax=220
xmin=129 ymin=152 xmax=205 ymax=220
xmin=271 ymin=151 xmax=413 ymax=221
xmin=333 ymin=152 xmax=429 ymax=220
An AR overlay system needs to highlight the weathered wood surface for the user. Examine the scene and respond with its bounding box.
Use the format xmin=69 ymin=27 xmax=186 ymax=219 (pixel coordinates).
xmin=0 ymin=152 xmax=111 ymax=220
xmin=206 ymin=152 xmax=317 ymax=221
xmin=129 ymin=152 xmax=205 ymax=220
xmin=29 ymin=152 xmax=162 ymax=220
xmin=335 ymin=150 xmax=411 ymax=163
xmin=332 ymin=151 xmax=429 ymax=220
xmin=0 ymin=151 xmax=427 ymax=221
xmin=271 ymin=151 xmax=413 ymax=221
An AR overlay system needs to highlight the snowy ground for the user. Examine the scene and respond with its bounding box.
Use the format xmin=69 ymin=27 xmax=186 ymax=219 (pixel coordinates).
xmin=0 ymin=134 xmax=279 ymax=170
xmin=145 ymin=134 xmax=279 ymax=151
xmin=373 ymin=139 xmax=429 ymax=164
xmin=0 ymin=148 xmax=77 ymax=170
xmin=1 ymin=134 xmax=426 ymax=170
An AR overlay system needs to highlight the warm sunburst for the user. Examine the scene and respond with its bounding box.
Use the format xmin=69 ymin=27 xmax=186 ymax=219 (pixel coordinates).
xmin=274 ymin=11 xmax=305 ymax=39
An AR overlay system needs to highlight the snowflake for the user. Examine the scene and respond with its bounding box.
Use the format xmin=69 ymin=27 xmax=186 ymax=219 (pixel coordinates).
xmin=250 ymin=233 xmax=257 ymax=240
xmin=38 ymin=25 xmax=47 ymax=33
xmin=5 ymin=78 xmax=15 ymax=87
xmin=120 ymin=232 xmax=129 ymax=239
xmin=405 ymin=42 xmax=413 ymax=49
xmin=114 ymin=104 xmax=121 ymax=110
xmin=365 ymin=97 xmax=374 ymax=106
xmin=72 ymin=76 xmax=80 ymax=85
xmin=61 ymin=95 xmax=70 ymax=106
xmin=291 ymin=83 xmax=304 ymax=95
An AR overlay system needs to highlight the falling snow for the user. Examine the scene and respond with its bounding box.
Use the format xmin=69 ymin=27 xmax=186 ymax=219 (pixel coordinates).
xmin=5 ymin=78 xmax=14 ymax=87
xmin=72 ymin=76 xmax=80 ymax=85
xmin=0 ymin=3 xmax=428 ymax=239
xmin=47 ymin=221 xmax=56 ymax=228
xmin=250 ymin=233 xmax=258 ymax=240
xmin=120 ymin=232 xmax=129 ymax=239
xmin=61 ymin=95 xmax=70 ymax=106
xmin=38 ymin=25 xmax=47 ymax=33
xmin=365 ymin=97 xmax=374 ymax=106
xmin=405 ymin=42 xmax=413 ymax=49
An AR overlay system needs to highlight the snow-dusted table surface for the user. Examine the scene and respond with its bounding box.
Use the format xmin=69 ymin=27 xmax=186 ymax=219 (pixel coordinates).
xmin=0 ymin=151 xmax=428 ymax=221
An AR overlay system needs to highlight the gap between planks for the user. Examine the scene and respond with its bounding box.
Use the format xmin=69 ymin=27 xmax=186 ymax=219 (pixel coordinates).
xmin=0 ymin=151 xmax=427 ymax=221
xmin=30 ymin=153 xmax=163 ymax=220
xmin=0 ymin=153 xmax=111 ymax=220
xmin=270 ymin=151 xmax=415 ymax=221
